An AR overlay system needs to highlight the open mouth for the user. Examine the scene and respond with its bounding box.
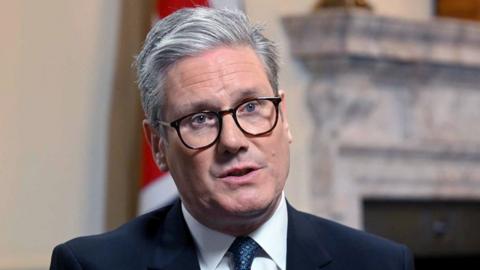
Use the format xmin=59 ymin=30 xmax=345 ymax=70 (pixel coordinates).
xmin=226 ymin=168 xmax=255 ymax=177
xmin=220 ymin=167 xmax=257 ymax=178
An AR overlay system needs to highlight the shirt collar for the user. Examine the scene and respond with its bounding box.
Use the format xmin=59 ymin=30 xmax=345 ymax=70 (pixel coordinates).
xmin=182 ymin=192 xmax=288 ymax=270
xmin=250 ymin=193 xmax=288 ymax=270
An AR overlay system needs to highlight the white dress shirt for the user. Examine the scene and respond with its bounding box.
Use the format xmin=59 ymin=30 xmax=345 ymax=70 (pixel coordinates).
xmin=182 ymin=193 xmax=288 ymax=270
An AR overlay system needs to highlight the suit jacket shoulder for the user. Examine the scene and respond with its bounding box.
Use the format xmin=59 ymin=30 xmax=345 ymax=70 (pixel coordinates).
xmin=286 ymin=204 xmax=415 ymax=270
xmin=50 ymin=201 xmax=200 ymax=270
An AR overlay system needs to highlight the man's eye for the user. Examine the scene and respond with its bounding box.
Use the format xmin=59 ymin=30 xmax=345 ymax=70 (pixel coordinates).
xmin=191 ymin=113 xmax=208 ymax=124
xmin=187 ymin=113 xmax=217 ymax=128
xmin=246 ymin=103 xmax=256 ymax=112
xmin=239 ymin=101 xmax=260 ymax=113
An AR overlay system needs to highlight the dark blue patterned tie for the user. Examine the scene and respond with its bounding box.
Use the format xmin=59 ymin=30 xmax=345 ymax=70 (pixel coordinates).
xmin=228 ymin=236 xmax=260 ymax=270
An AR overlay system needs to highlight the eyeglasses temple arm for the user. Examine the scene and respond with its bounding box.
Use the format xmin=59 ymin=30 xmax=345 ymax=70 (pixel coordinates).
xmin=157 ymin=120 xmax=171 ymax=127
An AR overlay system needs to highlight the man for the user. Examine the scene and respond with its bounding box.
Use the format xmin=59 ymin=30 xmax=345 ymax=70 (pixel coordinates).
xmin=50 ymin=7 xmax=414 ymax=270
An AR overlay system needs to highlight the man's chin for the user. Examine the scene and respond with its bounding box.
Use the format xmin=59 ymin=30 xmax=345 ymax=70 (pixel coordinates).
xmin=222 ymin=196 xmax=279 ymax=220
xmin=211 ymin=200 xmax=278 ymax=235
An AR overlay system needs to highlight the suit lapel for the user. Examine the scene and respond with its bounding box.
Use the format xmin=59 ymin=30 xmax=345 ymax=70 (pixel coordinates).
xmin=286 ymin=202 xmax=333 ymax=269
xmin=146 ymin=200 xmax=332 ymax=270
xmin=148 ymin=200 xmax=200 ymax=270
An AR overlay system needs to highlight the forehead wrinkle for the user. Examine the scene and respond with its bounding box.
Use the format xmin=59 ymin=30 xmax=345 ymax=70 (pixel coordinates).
xmin=169 ymin=46 xmax=265 ymax=90
xmin=220 ymin=68 xmax=265 ymax=81
xmin=219 ymin=61 xmax=262 ymax=75
xmin=219 ymin=67 xmax=271 ymax=95
xmin=164 ymin=46 xmax=272 ymax=119
xmin=181 ymin=71 xmax=220 ymax=90
xmin=171 ymin=65 xmax=220 ymax=89
xmin=218 ymin=59 xmax=268 ymax=82
xmin=220 ymin=65 xmax=262 ymax=76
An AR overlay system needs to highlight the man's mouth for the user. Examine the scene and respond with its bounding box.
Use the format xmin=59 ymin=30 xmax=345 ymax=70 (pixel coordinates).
xmin=219 ymin=166 xmax=259 ymax=178
xmin=225 ymin=168 xmax=255 ymax=177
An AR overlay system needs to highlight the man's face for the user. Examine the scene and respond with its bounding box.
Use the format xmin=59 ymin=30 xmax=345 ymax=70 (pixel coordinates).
xmin=149 ymin=46 xmax=292 ymax=232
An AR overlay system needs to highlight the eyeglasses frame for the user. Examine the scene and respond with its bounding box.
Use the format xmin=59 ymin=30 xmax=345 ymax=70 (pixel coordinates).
xmin=157 ymin=96 xmax=282 ymax=150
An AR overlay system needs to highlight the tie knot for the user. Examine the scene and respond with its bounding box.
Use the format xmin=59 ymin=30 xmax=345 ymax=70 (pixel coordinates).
xmin=228 ymin=237 xmax=260 ymax=270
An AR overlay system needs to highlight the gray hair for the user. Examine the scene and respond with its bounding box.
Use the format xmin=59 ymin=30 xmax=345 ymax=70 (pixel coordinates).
xmin=135 ymin=7 xmax=279 ymax=131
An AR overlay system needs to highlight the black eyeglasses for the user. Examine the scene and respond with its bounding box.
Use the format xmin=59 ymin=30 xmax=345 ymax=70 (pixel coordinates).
xmin=157 ymin=96 xmax=282 ymax=149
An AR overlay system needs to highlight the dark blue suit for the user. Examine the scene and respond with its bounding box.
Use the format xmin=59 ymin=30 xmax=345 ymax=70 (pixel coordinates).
xmin=50 ymin=200 xmax=414 ymax=269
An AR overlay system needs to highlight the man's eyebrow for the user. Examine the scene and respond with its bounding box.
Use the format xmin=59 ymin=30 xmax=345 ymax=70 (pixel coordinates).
xmin=170 ymin=88 xmax=268 ymax=118
xmin=231 ymin=88 xmax=270 ymax=103
xmin=173 ymin=100 xmax=222 ymax=117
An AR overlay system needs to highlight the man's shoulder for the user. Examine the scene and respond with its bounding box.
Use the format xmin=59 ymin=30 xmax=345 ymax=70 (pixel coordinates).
xmin=68 ymin=203 xmax=172 ymax=247
xmin=295 ymin=209 xmax=402 ymax=248
xmin=289 ymin=206 xmax=414 ymax=269
xmin=51 ymin=203 xmax=175 ymax=269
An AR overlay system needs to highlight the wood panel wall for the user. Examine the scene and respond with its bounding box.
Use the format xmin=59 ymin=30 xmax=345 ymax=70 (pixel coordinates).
xmin=436 ymin=0 xmax=480 ymax=21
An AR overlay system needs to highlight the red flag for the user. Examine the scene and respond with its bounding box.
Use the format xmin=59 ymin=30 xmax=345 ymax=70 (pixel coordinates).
xmin=156 ymin=0 xmax=209 ymax=18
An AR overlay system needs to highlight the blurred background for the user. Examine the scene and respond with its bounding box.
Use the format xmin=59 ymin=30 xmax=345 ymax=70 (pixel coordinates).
xmin=1 ymin=0 xmax=479 ymax=269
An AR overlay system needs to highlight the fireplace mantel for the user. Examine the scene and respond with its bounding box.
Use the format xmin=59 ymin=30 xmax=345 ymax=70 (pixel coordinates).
xmin=283 ymin=8 xmax=480 ymax=70
xmin=282 ymin=8 xmax=480 ymax=228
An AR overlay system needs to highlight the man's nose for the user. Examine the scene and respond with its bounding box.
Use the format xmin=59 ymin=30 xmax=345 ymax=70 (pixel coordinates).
xmin=216 ymin=114 xmax=249 ymax=154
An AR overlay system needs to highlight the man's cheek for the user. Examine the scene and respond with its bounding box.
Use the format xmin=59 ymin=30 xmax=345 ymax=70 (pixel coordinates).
xmin=190 ymin=157 xmax=210 ymax=176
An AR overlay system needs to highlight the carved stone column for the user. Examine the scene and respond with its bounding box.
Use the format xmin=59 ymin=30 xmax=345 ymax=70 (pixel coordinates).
xmin=283 ymin=8 xmax=480 ymax=228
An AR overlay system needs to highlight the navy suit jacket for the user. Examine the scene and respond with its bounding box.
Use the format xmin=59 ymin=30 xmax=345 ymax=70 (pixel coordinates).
xmin=50 ymin=200 xmax=414 ymax=270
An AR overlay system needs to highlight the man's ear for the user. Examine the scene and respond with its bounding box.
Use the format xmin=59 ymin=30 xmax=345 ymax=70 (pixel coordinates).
xmin=143 ymin=119 xmax=169 ymax=171
xmin=279 ymin=90 xmax=293 ymax=144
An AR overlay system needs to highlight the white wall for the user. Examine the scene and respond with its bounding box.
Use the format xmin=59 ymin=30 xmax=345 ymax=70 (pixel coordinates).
xmin=0 ymin=1 xmax=119 ymax=269
xmin=244 ymin=0 xmax=433 ymax=212
xmin=0 ymin=0 xmax=431 ymax=269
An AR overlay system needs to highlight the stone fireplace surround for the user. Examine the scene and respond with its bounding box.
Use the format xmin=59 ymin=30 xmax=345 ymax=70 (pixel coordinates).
xmin=283 ymin=8 xmax=480 ymax=229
